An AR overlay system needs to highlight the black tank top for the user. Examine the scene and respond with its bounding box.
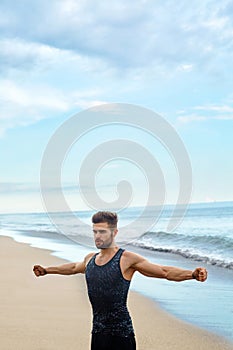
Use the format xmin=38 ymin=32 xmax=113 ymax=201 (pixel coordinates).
xmin=85 ymin=248 xmax=134 ymax=337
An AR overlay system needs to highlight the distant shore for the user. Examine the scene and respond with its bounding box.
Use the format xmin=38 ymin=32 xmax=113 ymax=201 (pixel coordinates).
xmin=1 ymin=235 xmax=232 ymax=349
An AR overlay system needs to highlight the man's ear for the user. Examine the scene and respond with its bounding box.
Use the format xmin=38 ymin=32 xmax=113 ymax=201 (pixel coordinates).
xmin=113 ymin=229 xmax=118 ymax=238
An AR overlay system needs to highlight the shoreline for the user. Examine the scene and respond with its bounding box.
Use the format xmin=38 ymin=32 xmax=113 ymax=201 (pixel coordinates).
xmin=1 ymin=235 xmax=232 ymax=350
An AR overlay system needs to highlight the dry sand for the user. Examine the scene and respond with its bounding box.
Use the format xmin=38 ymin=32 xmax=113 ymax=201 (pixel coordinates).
xmin=0 ymin=236 xmax=232 ymax=350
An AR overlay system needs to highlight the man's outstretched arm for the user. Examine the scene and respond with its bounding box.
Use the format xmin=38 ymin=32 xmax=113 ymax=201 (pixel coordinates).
xmin=128 ymin=253 xmax=207 ymax=282
xmin=33 ymin=253 xmax=94 ymax=277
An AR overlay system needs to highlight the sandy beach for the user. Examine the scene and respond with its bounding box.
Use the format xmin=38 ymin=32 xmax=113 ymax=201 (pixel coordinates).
xmin=1 ymin=235 xmax=232 ymax=350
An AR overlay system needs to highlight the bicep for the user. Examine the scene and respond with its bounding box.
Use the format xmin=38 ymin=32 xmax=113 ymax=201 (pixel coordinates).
xmin=73 ymin=261 xmax=86 ymax=274
xmin=73 ymin=252 xmax=95 ymax=274
xmin=133 ymin=258 xmax=167 ymax=279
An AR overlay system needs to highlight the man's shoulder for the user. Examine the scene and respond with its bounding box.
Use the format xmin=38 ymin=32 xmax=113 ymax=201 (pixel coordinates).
xmin=121 ymin=249 xmax=145 ymax=264
xmin=84 ymin=252 xmax=96 ymax=264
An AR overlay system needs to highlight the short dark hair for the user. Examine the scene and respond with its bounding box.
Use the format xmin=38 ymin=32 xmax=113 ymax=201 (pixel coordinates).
xmin=92 ymin=211 xmax=118 ymax=229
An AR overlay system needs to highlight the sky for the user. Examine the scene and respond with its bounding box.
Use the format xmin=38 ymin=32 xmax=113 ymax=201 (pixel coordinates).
xmin=1 ymin=0 xmax=233 ymax=214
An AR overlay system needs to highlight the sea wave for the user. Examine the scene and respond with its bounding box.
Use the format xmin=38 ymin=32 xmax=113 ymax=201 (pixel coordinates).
xmin=139 ymin=230 xmax=233 ymax=247
xmin=132 ymin=231 xmax=233 ymax=269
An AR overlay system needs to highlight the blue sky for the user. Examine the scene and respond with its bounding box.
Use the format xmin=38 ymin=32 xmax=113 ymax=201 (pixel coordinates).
xmin=1 ymin=0 xmax=233 ymax=213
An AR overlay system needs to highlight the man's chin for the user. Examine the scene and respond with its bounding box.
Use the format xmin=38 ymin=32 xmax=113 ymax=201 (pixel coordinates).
xmin=96 ymin=244 xmax=106 ymax=249
xmin=95 ymin=242 xmax=104 ymax=248
xmin=95 ymin=242 xmax=111 ymax=249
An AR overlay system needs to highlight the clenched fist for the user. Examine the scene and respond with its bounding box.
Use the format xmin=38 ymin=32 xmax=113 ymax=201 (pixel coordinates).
xmin=33 ymin=265 xmax=47 ymax=277
xmin=192 ymin=267 xmax=207 ymax=282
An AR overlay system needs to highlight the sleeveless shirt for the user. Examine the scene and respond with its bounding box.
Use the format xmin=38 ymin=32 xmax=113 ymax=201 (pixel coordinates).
xmin=85 ymin=248 xmax=134 ymax=337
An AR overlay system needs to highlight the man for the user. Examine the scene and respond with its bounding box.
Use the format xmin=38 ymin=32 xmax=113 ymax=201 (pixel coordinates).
xmin=33 ymin=211 xmax=208 ymax=350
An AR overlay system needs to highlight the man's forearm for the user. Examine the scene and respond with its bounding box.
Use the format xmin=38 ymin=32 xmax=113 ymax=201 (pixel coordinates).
xmin=165 ymin=267 xmax=194 ymax=282
xmin=45 ymin=263 xmax=78 ymax=275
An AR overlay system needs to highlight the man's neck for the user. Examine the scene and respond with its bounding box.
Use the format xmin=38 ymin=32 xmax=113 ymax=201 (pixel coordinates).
xmin=99 ymin=246 xmax=119 ymax=257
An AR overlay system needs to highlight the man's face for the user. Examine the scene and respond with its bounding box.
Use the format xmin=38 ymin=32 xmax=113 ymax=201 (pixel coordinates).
xmin=93 ymin=222 xmax=117 ymax=249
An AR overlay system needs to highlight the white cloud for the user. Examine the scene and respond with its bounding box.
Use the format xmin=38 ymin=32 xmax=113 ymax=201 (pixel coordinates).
xmin=177 ymin=104 xmax=233 ymax=123
xmin=214 ymin=115 xmax=233 ymax=120
xmin=194 ymin=105 xmax=233 ymax=113
xmin=1 ymin=0 xmax=233 ymax=71
xmin=177 ymin=64 xmax=194 ymax=72
xmin=0 ymin=79 xmax=69 ymax=135
xmin=0 ymin=38 xmax=61 ymax=71
xmin=0 ymin=37 xmax=110 ymax=75
xmin=0 ymin=77 xmax=109 ymax=136
xmin=1 ymin=1 xmax=233 ymax=133
xmin=0 ymin=36 xmax=114 ymax=135
xmin=0 ymin=79 xmax=68 ymax=111
xmin=177 ymin=114 xmax=207 ymax=124
xmin=0 ymin=182 xmax=39 ymax=194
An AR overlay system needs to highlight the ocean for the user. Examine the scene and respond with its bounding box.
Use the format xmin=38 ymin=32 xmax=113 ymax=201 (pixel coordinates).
xmin=0 ymin=201 xmax=233 ymax=342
